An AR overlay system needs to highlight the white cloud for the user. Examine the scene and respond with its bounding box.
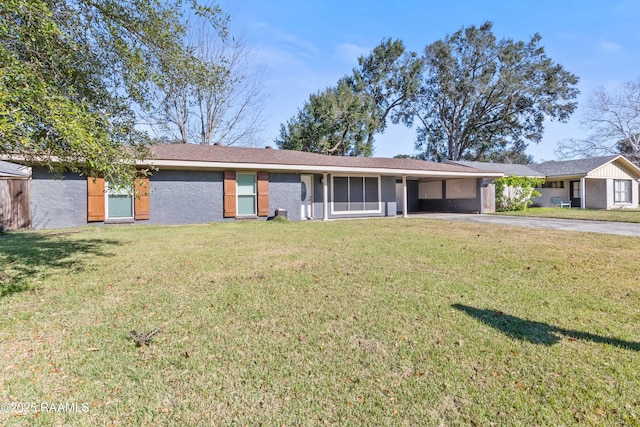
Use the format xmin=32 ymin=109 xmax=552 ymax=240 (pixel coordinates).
xmin=334 ymin=43 xmax=370 ymax=64
xmin=255 ymin=22 xmax=319 ymax=57
xmin=597 ymin=41 xmax=623 ymax=52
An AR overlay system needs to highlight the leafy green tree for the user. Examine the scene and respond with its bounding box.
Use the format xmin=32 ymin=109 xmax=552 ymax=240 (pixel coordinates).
xmin=276 ymin=38 xmax=422 ymax=156
xmin=348 ymin=38 xmax=424 ymax=150
xmin=413 ymin=22 xmax=579 ymax=162
xmin=0 ymin=0 xmax=226 ymax=182
xmin=475 ymin=140 xmax=533 ymax=164
xmin=276 ymin=80 xmax=375 ymax=156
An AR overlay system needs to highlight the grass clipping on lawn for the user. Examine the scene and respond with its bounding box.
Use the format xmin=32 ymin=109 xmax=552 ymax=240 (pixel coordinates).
xmin=1 ymin=219 xmax=639 ymax=425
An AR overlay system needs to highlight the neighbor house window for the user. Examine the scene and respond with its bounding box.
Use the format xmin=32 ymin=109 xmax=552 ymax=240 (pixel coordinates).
xmin=106 ymin=182 xmax=134 ymax=219
xmin=544 ymin=181 xmax=564 ymax=189
xmin=614 ymin=179 xmax=632 ymax=203
xmin=332 ymin=176 xmax=380 ymax=213
xmin=237 ymin=173 xmax=257 ymax=216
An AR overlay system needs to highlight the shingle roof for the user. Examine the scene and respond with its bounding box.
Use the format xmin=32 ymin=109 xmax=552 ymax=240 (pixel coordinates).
xmin=531 ymin=155 xmax=620 ymax=177
xmin=449 ymin=161 xmax=545 ymax=177
xmin=0 ymin=160 xmax=31 ymax=177
xmin=149 ymin=144 xmax=496 ymax=174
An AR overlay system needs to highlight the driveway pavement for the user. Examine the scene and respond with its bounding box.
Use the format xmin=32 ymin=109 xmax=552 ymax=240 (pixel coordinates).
xmin=412 ymin=213 xmax=640 ymax=237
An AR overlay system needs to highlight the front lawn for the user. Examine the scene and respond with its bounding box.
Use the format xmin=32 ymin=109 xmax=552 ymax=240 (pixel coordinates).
xmin=494 ymin=207 xmax=640 ymax=223
xmin=1 ymin=220 xmax=639 ymax=425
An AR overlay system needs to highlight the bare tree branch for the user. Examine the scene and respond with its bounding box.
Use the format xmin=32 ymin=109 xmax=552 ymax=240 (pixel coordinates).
xmin=558 ymin=78 xmax=640 ymax=164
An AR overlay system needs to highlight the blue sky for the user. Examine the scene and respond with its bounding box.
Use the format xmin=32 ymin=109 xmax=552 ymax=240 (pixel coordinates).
xmin=218 ymin=0 xmax=640 ymax=162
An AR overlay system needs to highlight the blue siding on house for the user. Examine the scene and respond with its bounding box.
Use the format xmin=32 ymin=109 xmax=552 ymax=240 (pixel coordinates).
xmin=143 ymin=170 xmax=302 ymax=224
xmin=268 ymin=173 xmax=301 ymax=221
xmin=31 ymin=168 xmax=87 ymax=230
xmin=30 ymin=168 xmax=302 ymax=229
xmin=146 ymin=170 xmax=226 ymax=225
xmin=30 ymin=167 xmax=485 ymax=228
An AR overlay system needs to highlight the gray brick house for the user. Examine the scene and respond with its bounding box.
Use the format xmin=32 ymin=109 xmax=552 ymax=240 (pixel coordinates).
xmin=17 ymin=144 xmax=502 ymax=229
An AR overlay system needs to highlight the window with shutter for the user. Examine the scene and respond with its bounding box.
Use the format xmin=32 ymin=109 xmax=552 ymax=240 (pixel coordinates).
xmin=106 ymin=181 xmax=134 ymax=219
xmin=224 ymin=171 xmax=269 ymax=218
xmin=236 ymin=173 xmax=257 ymax=216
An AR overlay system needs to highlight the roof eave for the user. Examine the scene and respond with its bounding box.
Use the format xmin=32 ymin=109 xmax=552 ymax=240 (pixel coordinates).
xmin=139 ymin=159 xmax=503 ymax=178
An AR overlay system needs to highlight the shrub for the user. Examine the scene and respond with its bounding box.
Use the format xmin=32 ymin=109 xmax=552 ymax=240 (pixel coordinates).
xmin=495 ymin=175 xmax=544 ymax=211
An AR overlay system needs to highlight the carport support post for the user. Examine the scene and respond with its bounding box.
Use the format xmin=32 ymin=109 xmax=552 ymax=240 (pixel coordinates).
xmin=402 ymin=175 xmax=408 ymax=218
xmin=580 ymin=177 xmax=586 ymax=209
xmin=322 ymin=173 xmax=328 ymax=221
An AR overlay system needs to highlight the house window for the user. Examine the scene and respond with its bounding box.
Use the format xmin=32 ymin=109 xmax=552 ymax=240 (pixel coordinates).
xmin=237 ymin=173 xmax=257 ymax=216
xmin=106 ymin=182 xmax=134 ymax=219
xmin=544 ymin=181 xmax=564 ymax=189
xmin=332 ymin=176 xmax=380 ymax=213
xmin=614 ymin=179 xmax=632 ymax=203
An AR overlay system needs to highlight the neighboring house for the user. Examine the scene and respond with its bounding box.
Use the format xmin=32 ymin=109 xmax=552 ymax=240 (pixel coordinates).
xmin=452 ymin=155 xmax=640 ymax=209
xmin=0 ymin=161 xmax=32 ymax=230
xmin=532 ymin=155 xmax=640 ymax=209
xmin=11 ymin=144 xmax=502 ymax=230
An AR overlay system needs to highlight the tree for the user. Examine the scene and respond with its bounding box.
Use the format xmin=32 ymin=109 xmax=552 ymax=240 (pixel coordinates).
xmin=151 ymin=30 xmax=267 ymax=146
xmin=558 ymin=79 xmax=640 ymax=165
xmin=475 ymin=140 xmax=533 ymax=164
xmin=617 ymin=136 xmax=640 ymax=166
xmin=412 ymin=22 xmax=579 ymax=162
xmin=0 ymin=0 xmax=227 ymax=182
xmin=276 ymin=38 xmax=423 ymax=156
xmin=348 ymin=38 xmax=424 ymax=151
xmin=276 ymin=80 xmax=376 ymax=156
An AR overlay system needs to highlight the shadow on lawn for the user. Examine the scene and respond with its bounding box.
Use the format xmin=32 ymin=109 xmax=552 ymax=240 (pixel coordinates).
xmin=0 ymin=230 xmax=121 ymax=298
xmin=452 ymin=303 xmax=640 ymax=352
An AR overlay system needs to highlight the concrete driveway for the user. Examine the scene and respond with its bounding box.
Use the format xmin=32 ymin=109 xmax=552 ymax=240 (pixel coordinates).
xmin=412 ymin=213 xmax=640 ymax=237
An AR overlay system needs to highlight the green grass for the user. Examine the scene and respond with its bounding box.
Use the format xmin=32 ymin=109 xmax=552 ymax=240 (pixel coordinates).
xmin=494 ymin=207 xmax=640 ymax=223
xmin=1 ymin=219 xmax=639 ymax=425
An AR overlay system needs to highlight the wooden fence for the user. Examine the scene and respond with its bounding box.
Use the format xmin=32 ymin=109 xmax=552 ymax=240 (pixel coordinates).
xmin=0 ymin=179 xmax=31 ymax=231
